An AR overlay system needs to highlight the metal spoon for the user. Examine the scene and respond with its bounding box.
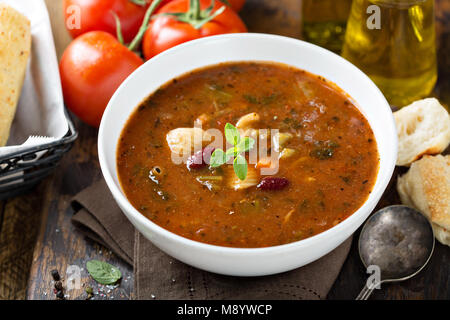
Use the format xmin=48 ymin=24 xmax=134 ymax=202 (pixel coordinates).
xmin=356 ymin=205 xmax=435 ymax=300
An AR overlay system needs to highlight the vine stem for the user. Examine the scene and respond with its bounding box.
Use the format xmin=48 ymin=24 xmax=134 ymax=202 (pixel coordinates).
xmin=129 ymin=0 xmax=148 ymax=6
xmin=156 ymin=0 xmax=226 ymax=30
xmin=128 ymin=0 xmax=163 ymax=52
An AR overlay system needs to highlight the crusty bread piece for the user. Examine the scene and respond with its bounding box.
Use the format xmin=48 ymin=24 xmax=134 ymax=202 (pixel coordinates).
xmin=394 ymin=98 xmax=450 ymax=166
xmin=0 ymin=4 xmax=31 ymax=146
xmin=397 ymin=154 xmax=450 ymax=246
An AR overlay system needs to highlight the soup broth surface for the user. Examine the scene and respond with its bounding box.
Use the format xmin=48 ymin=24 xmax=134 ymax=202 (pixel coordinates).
xmin=117 ymin=62 xmax=379 ymax=248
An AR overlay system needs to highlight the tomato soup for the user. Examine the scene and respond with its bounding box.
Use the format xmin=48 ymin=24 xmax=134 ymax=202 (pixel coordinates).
xmin=117 ymin=62 xmax=379 ymax=248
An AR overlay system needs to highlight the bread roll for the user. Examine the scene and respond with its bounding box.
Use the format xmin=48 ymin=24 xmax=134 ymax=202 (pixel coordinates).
xmin=397 ymin=154 xmax=450 ymax=246
xmin=394 ymin=98 xmax=450 ymax=166
xmin=0 ymin=4 xmax=31 ymax=146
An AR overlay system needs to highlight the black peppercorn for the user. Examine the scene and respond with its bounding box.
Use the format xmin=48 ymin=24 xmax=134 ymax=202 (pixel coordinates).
xmin=56 ymin=290 xmax=65 ymax=299
xmin=54 ymin=281 xmax=63 ymax=290
xmin=51 ymin=269 xmax=60 ymax=281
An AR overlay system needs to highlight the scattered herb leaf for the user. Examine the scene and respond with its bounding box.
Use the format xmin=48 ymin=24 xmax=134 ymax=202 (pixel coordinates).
xmin=86 ymin=260 xmax=122 ymax=285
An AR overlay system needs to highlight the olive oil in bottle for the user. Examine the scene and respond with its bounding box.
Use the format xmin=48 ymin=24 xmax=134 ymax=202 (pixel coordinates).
xmin=342 ymin=0 xmax=437 ymax=107
xmin=302 ymin=0 xmax=353 ymax=52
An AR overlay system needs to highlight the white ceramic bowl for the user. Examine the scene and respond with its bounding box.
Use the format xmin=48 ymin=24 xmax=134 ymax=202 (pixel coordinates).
xmin=98 ymin=33 xmax=397 ymax=276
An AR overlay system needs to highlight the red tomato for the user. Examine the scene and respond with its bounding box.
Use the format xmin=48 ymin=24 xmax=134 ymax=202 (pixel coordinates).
xmin=60 ymin=32 xmax=143 ymax=127
xmin=161 ymin=0 xmax=245 ymax=11
xmin=64 ymin=0 xmax=151 ymax=42
xmin=227 ymin=0 xmax=245 ymax=12
xmin=142 ymin=0 xmax=247 ymax=60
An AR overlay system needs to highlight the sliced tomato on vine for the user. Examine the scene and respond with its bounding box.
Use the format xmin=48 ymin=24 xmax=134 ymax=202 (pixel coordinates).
xmin=142 ymin=0 xmax=247 ymax=60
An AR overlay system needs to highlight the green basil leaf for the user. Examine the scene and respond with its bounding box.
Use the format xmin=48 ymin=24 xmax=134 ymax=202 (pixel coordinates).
xmin=86 ymin=260 xmax=122 ymax=285
xmin=233 ymin=155 xmax=247 ymax=181
xmin=236 ymin=136 xmax=255 ymax=153
xmin=224 ymin=123 xmax=241 ymax=146
xmin=210 ymin=149 xmax=228 ymax=167
xmin=226 ymin=147 xmax=237 ymax=158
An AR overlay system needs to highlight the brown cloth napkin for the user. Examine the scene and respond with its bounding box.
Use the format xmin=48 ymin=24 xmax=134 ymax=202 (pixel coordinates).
xmin=71 ymin=179 xmax=352 ymax=300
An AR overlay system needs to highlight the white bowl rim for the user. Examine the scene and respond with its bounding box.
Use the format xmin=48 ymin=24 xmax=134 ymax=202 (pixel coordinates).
xmin=98 ymin=33 xmax=398 ymax=255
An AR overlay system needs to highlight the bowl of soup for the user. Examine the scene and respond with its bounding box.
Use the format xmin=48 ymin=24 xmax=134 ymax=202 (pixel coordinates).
xmin=99 ymin=33 xmax=397 ymax=276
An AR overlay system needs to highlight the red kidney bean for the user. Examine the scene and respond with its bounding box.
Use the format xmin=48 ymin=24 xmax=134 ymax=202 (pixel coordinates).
xmin=257 ymin=177 xmax=290 ymax=190
xmin=187 ymin=147 xmax=215 ymax=170
xmin=187 ymin=150 xmax=206 ymax=169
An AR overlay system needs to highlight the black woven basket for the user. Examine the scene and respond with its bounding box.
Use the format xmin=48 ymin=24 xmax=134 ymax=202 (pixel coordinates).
xmin=0 ymin=113 xmax=78 ymax=200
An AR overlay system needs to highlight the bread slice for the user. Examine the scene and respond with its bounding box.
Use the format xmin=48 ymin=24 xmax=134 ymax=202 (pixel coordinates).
xmin=394 ymin=98 xmax=450 ymax=166
xmin=397 ymin=154 xmax=450 ymax=246
xmin=0 ymin=4 xmax=31 ymax=146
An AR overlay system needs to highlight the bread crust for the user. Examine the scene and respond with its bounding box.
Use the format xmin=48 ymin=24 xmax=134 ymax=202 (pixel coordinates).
xmin=397 ymin=155 xmax=450 ymax=246
xmin=0 ymin=4 xmax=31 ymax=146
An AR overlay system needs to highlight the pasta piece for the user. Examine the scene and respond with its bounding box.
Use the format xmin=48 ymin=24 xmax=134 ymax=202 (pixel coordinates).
xmin=272 ymin=132 xmax=293 ymax=152
xmin=258 ymin=129 xmax=271 ymax=141
xmin=196 ymin=175 xmax=223 ymax=191
xmin=239 ymin=128 xmax=258 ymax=139
xmin=194 ymin=113 xmax=211 ymax=127
xmin=279 ymin=148 xmax=297 ymax=159
xmin=256 ymin=157 xmax=273 ymax=169
xmin=166 ymin=128 xmax=212 ymax=158
xmin=227 ymin=166 xmax=260 ymax=190
xmin=149 ymin=166 xmax=164 ymax=184
xmin=239 ymin=129 xmax=272 ymax=146
xmin=236 ymin=112 xmax=260 ymax=129
xmin=283 ymin=209 xmax=295 ymax=224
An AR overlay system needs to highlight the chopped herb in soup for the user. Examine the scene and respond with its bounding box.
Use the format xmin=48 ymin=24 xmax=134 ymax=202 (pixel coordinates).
xmin=117 ymin=62 xmax=379 ymax=248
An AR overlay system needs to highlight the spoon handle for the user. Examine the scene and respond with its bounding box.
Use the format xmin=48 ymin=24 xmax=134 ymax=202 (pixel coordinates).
xmin=356 ymin=280 xmax=378 ymax=300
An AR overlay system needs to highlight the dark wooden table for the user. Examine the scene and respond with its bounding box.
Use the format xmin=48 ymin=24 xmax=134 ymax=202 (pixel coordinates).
xmin=3 ymin=0 xmax=447 ymax=300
